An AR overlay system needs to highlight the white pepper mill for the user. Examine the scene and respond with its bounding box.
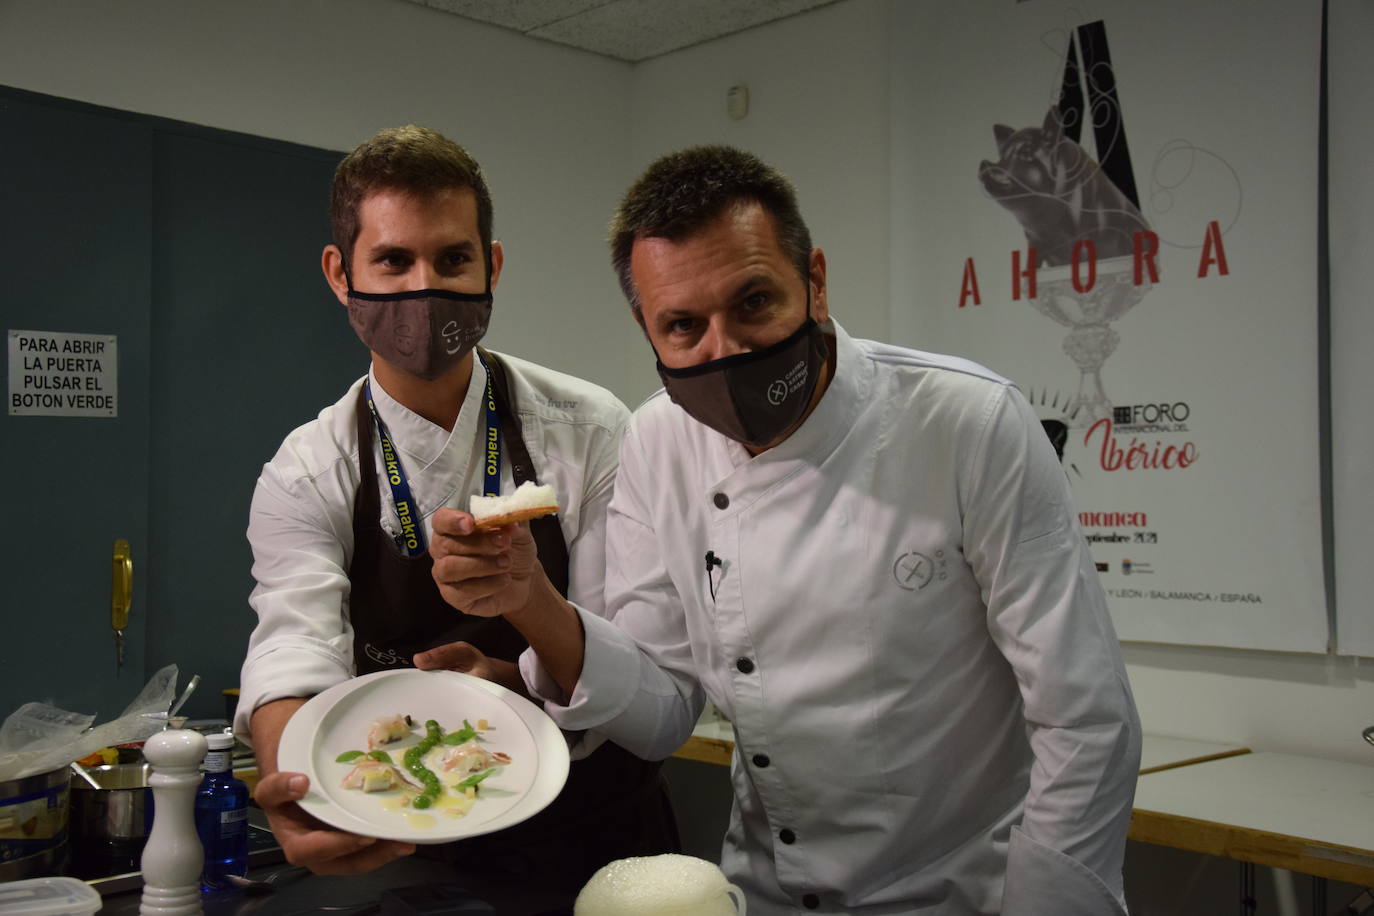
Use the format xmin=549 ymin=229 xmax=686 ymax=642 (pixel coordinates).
xmin=139 ymin=725 xmax=208 ymax=916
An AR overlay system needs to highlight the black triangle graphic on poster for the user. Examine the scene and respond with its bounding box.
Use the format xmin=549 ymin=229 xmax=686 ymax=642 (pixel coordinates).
xmin=1059 ymin=20 xmax=1141 ymax=209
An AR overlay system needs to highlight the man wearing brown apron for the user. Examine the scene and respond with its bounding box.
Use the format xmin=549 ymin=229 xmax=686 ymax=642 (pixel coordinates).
xmin=238 ymin=126 xmax=678 ymax=914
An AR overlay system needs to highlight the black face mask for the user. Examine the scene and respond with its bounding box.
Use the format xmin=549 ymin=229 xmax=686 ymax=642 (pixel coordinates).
xmin=346 ymin=288 xmax=492 ymax=381
xmin=656 ymin=314 xmax=830 ymax=448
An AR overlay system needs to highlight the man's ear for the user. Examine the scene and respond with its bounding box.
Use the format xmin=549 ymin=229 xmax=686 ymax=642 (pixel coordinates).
xmin=322 ymin=244 xmax=351 ymax=307
xmin=809 ymin=247 xmax=829 ymax=323
xmin=487 ymin=240 xmax=505 ymax=291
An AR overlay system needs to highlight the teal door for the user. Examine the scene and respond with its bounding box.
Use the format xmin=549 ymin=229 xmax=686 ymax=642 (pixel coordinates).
xmin=0 ymin=93 xmax=154 ymax=720
xmin=145 ymin=130 xmax=355 ymax=719
xmin=1 ymin=88 xmax=355 ymax=725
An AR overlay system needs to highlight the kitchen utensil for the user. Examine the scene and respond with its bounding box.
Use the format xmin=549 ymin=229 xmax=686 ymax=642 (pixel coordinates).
xmin=0 ymin=765 xmax=71 ymax=881
xmin=69 ymin=761 xmax=102 ymax=790
xmin=168 ymin=675 xmax=200 ymax=720
xmin=0 ymin=876 xmax=101 ymax=916
xmin=142 ymin=674 xmax=201 ymax=731
xmin=70 ymin=763 xmax=152 ymax=839
xmin=67 ymin=762 xmax=153 ymax=878
xmin=139 ymin=727 xmax=209 ymax=916
xmin=223 ymin=865 xmax=308 ymax=896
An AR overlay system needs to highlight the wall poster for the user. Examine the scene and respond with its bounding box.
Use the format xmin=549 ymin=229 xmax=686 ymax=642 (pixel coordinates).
xmin=888 ymin=1 xmax=1326 ymax=651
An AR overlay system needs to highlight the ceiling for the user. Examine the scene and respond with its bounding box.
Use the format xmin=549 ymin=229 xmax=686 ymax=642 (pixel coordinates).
xmin=403 ymin=0 xmax=840 ymax=63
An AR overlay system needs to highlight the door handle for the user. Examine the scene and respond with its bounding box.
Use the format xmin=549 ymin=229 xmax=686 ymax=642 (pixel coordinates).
xmin=111 ymin=538 xmax=132 ymax=633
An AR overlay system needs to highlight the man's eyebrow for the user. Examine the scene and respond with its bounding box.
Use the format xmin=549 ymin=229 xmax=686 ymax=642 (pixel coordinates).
xmin=726 ymin=273 xmax=777 ymax=302
xmin=654 ymin=274 xmax=778 ymax=324
xmin=655 ymin=306 xmax=695 ymax=326
xmin=364 ymin=242 xmax=412 ymax=260
xmin=363 ymin=240 xmax=478 ymax=258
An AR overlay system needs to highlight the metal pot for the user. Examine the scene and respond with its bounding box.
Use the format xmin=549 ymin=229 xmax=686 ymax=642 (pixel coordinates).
xmin=0 ymin=765 xmax=71 ymax=881
xmin=68 ymin=762 xmax=153 ymax=878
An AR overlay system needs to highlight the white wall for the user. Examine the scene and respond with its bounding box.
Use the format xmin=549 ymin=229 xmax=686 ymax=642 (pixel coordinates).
xmin=1329 ymin=0 xmax=1374 ymax=659
xmin=4 ymin=0 xmax=1370 ymax=854
xmin=626 ymin=0 xmax=892 ymax=398
xmin=0 ymin=0 xmax=645 ymax=402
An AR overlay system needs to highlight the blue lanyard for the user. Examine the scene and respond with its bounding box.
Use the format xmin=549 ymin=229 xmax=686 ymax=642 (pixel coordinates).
xmin=364 ymin=357 xmax=501 ymax=558
xmin=364 ymin=380 xmax=425 ymax=557
xmin=477 ymin=351 xmax=502 ymax=498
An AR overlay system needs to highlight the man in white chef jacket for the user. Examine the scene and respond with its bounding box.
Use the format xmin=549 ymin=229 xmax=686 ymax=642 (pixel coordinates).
xmin=430 ymin=146 xmax=1141 ymax=914
xmin=238 ymin=126 xmax=678 ymax=898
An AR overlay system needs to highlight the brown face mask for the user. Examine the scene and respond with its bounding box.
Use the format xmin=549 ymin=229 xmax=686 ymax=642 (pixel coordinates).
xmin=346 ymin=288 xmax=492 ymax=381
xmin=656 ymin=316 xmax=830 ymax=448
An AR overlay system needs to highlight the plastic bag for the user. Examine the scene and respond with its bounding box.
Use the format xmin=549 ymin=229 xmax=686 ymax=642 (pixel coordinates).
xmin=0 ymin=664 xmax=180 ymax=781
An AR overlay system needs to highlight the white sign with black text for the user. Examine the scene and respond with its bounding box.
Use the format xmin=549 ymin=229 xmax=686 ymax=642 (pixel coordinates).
xmin=8 ymin=329 xmax=118 ymax=417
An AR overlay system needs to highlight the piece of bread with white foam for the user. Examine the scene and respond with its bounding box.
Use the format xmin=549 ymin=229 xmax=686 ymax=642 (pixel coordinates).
xmin=470 ymin=481 xmax=559 ymax=529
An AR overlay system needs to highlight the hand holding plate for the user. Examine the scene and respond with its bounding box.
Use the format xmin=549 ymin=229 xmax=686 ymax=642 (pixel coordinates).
xmin=252 ymin=770 xmax=415 ymax=874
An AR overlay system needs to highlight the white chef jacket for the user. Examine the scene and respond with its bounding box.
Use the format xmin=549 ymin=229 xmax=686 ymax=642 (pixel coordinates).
xmin=522 ymin=322 xmax=1141 ymax=915
xmin=237 ymin=351 xmax=628 ymax=741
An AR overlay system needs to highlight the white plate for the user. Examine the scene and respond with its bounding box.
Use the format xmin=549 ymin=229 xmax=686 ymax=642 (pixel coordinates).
xmin=278 ymin=669 xmax=569 ymax=844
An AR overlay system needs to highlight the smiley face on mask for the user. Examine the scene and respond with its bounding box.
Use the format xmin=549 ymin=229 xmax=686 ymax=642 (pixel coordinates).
xmin=345 ymin=289 xmax=492 ymax=380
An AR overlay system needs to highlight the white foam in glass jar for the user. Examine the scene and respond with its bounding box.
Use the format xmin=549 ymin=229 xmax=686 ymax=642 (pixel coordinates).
xmin=575 ymin=854 xmax=746 ymax=916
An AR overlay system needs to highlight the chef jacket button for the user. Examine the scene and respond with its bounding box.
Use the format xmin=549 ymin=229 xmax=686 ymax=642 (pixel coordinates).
xmin=779 ymin=828 xmax=796 ymax=844
xmin=713 ymin=492 xmax=730 ymax=509
xmin=736 ymin=657 xmax=755 ymax=674
xmin=802 ymin=893 xmax=820 ymax=909
xmin=751 ymin=753 xmax=770 ymax=768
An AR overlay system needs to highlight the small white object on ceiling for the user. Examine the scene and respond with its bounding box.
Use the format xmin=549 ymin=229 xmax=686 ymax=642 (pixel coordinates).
xmin=727 ymin=85 xmax=749 ymax=121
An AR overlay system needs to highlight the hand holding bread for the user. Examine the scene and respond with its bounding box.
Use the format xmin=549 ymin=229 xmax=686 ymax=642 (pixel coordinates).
xmin=429 ymin=484 xmax=559 ymax=618
xmin=469 ymin=481 xmax=559 ymax=529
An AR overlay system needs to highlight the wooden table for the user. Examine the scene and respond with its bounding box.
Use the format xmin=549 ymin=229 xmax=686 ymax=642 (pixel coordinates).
xmin=1129 ymin=751 xmax=1374 ymax=886
xmin=673 ymin=726 xmax=1252 ymax=777
xmin=672 ymin=717 xmax=736 ymax=767
xmin=1138 ymin=733 xmax=1250 ymax=774
xmin=676 ymin=727 xmax=1374 ymax=897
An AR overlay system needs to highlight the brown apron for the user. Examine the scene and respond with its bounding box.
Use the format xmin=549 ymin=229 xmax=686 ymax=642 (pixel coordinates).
xmin=347 ymin=351 xmax=679 ymax=915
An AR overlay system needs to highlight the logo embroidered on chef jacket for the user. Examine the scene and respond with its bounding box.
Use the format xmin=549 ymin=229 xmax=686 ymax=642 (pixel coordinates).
xmin=364 ymin=643 xmax=404 ymax=667
xmin=893 ymin=549 xmax=948 ymax=591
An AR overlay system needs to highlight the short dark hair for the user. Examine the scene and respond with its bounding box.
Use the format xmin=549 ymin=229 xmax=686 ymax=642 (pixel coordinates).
xmin=609 ymin=146 xmax=812 ymax=311
xmin=330 ymin=125 xmax=494 ymax=271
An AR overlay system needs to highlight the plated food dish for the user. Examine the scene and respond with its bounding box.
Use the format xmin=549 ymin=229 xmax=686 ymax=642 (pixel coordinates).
xmin=278 ymin=669 xmax=569 ymax=843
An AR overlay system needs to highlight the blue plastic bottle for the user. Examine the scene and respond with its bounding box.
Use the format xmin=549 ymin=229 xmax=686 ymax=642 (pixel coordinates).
xmin=194 ymin=730 xmax=249 ymax=894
